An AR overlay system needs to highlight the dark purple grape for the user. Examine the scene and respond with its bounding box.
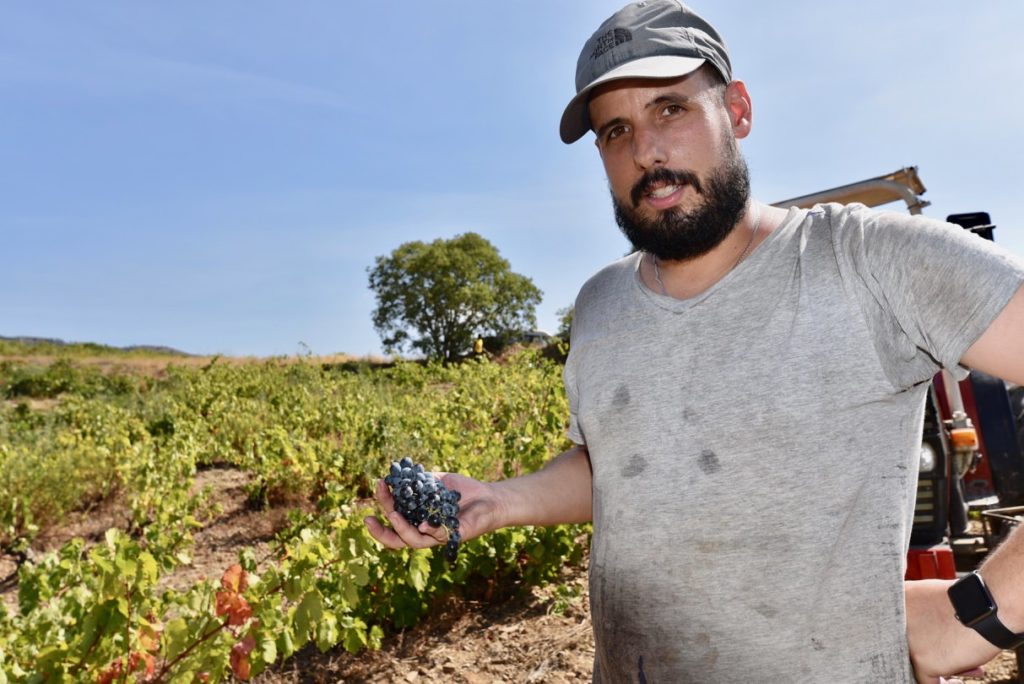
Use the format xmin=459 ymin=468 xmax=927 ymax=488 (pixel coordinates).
xmin=383 ymin=456 xmax=462 ymax=562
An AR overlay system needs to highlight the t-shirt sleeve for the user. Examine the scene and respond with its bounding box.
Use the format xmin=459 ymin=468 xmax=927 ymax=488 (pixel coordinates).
xmin=563 ymin=304 xmax=586 ymax=446
xmin=831 ymin=203 xmax=1024 ymax=390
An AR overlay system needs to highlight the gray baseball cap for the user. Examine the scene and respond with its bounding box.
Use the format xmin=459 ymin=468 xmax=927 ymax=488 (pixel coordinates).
xmin=559 ymin=0 xmax=732 ymax=144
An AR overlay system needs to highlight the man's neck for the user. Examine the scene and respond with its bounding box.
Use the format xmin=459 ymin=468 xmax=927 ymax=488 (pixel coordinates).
xmin=641 ymin=201 xmax=784 ymax=299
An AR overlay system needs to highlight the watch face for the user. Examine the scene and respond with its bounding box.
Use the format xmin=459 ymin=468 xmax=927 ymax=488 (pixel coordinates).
xmin=949 ymin=573 xmax=997 ymax=626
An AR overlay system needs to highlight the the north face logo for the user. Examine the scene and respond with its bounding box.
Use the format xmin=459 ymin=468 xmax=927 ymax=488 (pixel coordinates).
xmin=591 ymin=28 xmax=632 ymax=59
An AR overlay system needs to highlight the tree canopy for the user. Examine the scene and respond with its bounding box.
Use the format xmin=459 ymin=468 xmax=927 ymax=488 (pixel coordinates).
xmin=556 ymin=304 xmax=574 ymax=341
xmin=367 ymin=232 xmax=542 ymax=362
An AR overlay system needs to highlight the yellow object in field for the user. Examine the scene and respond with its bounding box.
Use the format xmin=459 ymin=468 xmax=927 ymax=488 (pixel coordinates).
xmin=473 ymin=338 xmax=484 ymax=354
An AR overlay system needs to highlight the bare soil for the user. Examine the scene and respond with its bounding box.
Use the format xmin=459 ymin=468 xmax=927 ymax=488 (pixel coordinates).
xmin=1 ymin=467 xmax=1018 ymax=683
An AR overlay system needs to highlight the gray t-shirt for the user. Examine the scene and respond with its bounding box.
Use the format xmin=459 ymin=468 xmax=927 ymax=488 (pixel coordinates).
xmin=564 ymin=203 xmax=1024 ymax=683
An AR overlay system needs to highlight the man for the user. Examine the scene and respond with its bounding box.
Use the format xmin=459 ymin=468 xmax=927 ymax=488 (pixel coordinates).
xmin=366 ymin=1 xmax=1024 ymax=681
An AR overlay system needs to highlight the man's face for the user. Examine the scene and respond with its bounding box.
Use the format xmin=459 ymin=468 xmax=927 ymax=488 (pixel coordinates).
xmin=587 ymin=70 xmax=752 ymax=261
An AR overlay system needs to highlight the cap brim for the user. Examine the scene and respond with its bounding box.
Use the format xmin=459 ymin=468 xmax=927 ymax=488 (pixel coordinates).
xmin=559 ymin=55 xmax=707 ymax=144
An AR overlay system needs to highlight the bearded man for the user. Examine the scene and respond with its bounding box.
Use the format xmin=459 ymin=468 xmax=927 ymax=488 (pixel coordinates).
xmin=367 ymin=2 xmax=1024 ymax=682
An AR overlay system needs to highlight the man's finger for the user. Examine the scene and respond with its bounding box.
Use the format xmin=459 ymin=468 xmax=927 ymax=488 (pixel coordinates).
xmin=375 ymin=478 xmax=396 ymax=511
xmin=364 ymin=515 xmax=407 ymax=549
xmin=386 ymin=510 xmax=440 ymax=549
xmin=952 ymin=668 xmax=984 ymax=677
xmin=416 ymin=519 xmax=453 ymax=542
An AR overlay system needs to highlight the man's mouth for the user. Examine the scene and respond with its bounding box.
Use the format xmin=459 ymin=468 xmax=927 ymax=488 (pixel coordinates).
xmin=631 ymin=169 xmax=702 ymax=208
xmin=646 ymin=183 xmax=682 ymax=199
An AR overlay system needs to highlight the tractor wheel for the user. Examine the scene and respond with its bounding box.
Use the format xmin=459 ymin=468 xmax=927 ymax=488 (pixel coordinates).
xmin=1010 ymin=385 xmax=1024 ymax=453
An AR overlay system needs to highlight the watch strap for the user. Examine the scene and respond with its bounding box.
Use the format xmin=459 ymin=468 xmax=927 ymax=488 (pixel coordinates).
xmin=971 ymin=612 xmax=1024 ymax=650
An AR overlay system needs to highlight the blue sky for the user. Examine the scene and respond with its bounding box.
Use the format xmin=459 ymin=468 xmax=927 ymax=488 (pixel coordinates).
xmin=4 ymin=1 xmax=1023 ymax=357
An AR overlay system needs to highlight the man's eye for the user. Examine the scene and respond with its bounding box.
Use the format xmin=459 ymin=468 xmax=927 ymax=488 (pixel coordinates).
xmin=661 ymin=103 xmax=683 ymax=117
xmin=605 ymin=125 xmax=627 ymax=141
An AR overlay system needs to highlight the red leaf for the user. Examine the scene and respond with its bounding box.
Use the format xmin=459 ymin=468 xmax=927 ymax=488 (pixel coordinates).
xmin=228 ymin=595 xmax=253 ymax=626
xmin=215 ymin=590 xmax=233 ymax=617
xmin=229 ymin=638 xmax=255 ymax=681
xmin=234 ymin=634 xmax=257 ymax=656
xmin=96 ymin=658 xmax=123 ymax=684
xmin=220 ymin=564 xmax=248 ymax=593
xmin=216 ymin=590 xmax=253 ymax=626
xmin=141 ymin=652 xmax=156 ymax=680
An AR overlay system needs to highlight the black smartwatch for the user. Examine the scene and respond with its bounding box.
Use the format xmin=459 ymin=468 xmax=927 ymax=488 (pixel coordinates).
xmin=947 ymin=571 xmax=1024 ymax=650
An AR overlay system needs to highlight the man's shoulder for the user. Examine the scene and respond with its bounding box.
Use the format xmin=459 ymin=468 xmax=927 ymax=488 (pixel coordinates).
xmin=791 ymin=202 xmax=967 ymax=259
xmin=808 ymin=201 xmax=950 ymax=233
xmin=576 ymin=252 xmax=640 ymax=306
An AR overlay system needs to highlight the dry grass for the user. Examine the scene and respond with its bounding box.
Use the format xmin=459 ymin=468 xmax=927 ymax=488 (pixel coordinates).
xmin=0 ymin=353 xmax=394 ymax=378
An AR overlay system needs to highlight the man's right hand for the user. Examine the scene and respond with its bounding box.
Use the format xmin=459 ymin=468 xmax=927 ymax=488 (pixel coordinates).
xmin=363 ymin=445 xmax=594 ymax=551
xmin=363 ymin=472 xmax=505 ymax=550
xmin=906 ymin=579 xmax=999 ymax=683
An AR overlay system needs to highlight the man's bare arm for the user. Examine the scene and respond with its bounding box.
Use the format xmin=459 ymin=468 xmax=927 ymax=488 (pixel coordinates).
xmin=961 ymin=283 xmax=1024 ymax=384
xmin=908 ymin=526 xmax=1024 ymax=683
xmin=908 ymin=283 xmax=1024 ymax=682
xmin=364 ymin=445 xmax=593 ymax=549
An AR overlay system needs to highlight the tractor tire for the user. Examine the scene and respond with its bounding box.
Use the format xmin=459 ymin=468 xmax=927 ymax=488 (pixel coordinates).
xmin=1010 ymin=384 xmax=1024 ymax=455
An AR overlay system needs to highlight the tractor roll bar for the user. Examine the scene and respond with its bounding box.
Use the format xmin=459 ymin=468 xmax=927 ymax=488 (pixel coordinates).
xmin=772 ymin=166 xmax=931 ymax=214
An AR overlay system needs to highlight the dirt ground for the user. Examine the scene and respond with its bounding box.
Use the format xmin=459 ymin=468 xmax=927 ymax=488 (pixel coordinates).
xmin=1 ymin=466 xmax=1019 ymax=683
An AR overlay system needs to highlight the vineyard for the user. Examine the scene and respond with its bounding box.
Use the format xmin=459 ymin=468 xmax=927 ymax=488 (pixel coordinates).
xmin=0 ymin=348 xmax=589 ymax=682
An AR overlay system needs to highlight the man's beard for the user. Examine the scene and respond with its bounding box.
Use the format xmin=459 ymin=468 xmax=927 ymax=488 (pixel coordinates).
xmin=612 ymin=149 xmax=751 ymax=261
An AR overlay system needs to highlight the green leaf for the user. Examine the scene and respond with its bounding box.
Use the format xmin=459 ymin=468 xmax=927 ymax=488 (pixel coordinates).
xmin=341 ymin=617 xmax=368 ymax=653
xmin=282 ymin=574 xmax=303 ymax=601
xmin=91 ymin=554 xmax=114 ymax=575
xmin=138 ymin=551 xmax=159 ymax=586
xmin=349 ymin=562 xmax=369 ymax=586
xmin=163 ymin=617 xmax=190 ymax=660
xmin=277 ymin=628 xmax=296 ymax=659
xmin=293 ymin=591 xmax=323 ymax=642
xmin=342 ymin=577 xmax=359 ymax=607
xmin=408 ymin=551 xmax=430 ymax=592
xmin=260 ymin=635 xmax=278 ymax=666
xmin=71 ymin=602 xmax=114 ymax=656
xmin=315 ymin=611 xmax=339 ymax=652
xmin=368 ymin=624 xmax=384 ymax=650
xmin=114 ymin=554 xmax=136 ymax=579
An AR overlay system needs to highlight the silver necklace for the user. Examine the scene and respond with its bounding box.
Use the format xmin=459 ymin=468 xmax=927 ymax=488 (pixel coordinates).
xmin=651 ymin=202 xmax=762 ymax=296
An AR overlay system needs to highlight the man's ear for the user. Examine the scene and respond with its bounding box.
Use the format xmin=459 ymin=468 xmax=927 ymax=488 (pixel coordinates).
xmin=724 ymin=80 xmax=752 ymax=140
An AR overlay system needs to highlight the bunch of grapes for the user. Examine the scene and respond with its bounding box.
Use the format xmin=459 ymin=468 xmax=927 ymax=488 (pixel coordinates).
xmin=384 ymin=456 xmax=462 ymax=562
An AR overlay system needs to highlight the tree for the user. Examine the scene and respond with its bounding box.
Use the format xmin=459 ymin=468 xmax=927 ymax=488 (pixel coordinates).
xmin=556 ymin=304 xmax=574 ymax=341
xmin=367 ymin=232 xmax=542 ymax=362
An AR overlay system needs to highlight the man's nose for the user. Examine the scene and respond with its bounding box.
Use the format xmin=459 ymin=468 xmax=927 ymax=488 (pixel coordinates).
xmin=632 ymin=127 xmax=667 ymax=169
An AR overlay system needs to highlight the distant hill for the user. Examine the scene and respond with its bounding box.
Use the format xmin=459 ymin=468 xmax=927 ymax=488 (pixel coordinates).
xmin=0 ymin=336 xmax=191 ymax=358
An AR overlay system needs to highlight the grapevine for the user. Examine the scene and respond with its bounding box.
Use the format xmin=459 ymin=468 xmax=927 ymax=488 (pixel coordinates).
xmin=0 ymin=349 xmax=589 ymax=681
